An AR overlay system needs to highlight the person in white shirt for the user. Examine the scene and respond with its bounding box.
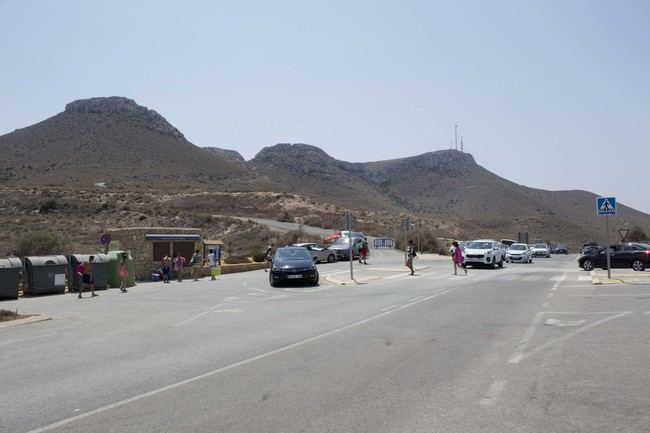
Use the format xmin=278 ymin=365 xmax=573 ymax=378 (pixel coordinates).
xmin=208 ymin=249 xmax=217 ymax=280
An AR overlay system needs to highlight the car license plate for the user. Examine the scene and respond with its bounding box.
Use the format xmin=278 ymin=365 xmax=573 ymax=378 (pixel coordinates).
xmin=288 ymin=274 xmax=302 ymax=279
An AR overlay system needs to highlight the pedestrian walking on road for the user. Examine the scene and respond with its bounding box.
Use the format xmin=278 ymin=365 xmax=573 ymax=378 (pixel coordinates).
xmin=406 ymin=240 xmax=416 ymax=275
xmin=75 ymin=261 xmax=84 ymax=294
xmin=173 ymin=253 xmax=186 ymax=283
xmin=207 ymin=249 xmax=217 ymax=280
xmin=451 ymin=241 xmax=467 ymax=276
xmin=264 ymin=244 xmax=274 ymax=272
xmin=190 ymin=249 xmax=202 ymax=281
xmin=80 ymin=256 xmax=97 ymax=298
xmin=118 ymin=254 xmax=129 ymax=292
xmin=161 ymin=255 xmax=171 ymax=283
xmin=359 ymin=237 xmax=369 ymax=264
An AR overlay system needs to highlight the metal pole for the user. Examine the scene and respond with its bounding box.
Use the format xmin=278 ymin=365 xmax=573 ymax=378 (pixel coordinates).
xmin=348 ymin=214 xmax=353 ymax=281
xmin=606 ymin=215 xmax=611 ymax=279
xmin=455 ymin=125 xmax=458 ymax=150
xmin=417 ymin=222 xmax=420 ymax=253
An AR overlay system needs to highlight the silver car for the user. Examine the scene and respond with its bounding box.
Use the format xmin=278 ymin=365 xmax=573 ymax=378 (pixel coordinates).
xmin=292 ymin=243 xmax=337 ymax=263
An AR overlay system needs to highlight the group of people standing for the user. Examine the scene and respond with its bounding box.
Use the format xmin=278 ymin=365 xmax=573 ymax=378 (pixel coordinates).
xmin=160 ymin=249 xmax=219 ymax=283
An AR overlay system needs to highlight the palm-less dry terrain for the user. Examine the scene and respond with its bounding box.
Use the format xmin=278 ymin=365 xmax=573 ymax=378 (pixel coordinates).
xmin=1 ymin=96 xmax=648 ymax=255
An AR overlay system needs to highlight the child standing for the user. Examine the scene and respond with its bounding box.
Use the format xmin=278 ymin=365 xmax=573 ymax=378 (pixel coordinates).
xmin=451 ymin=241 xmax=467 ymax=275
xmin=118 ymin=254 xmax=129 ymax=292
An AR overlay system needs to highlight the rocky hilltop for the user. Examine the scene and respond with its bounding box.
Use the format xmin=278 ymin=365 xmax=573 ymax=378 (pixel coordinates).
xmin=64 ymin=97 xmax=185 ymax=139
xmin=0 ymin=97 xmax=261 ymax=189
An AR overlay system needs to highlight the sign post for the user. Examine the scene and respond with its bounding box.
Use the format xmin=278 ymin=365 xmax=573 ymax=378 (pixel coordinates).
xmin=343 ymin=213 xmax=354 ymax=281
xmin=617 ymin=229 xmax=630 ymax=242
xmin=100 ymin=233 xmax=112 ymax=254
xmin=596 ymin=197 xmax=617 ymax=279
xmin=401 ymin=218 xmax=411 ymax=262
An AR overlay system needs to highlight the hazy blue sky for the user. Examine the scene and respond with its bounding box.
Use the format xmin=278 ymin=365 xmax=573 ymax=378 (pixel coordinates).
xmin=1 ymin=0 xmax=649 ymax=213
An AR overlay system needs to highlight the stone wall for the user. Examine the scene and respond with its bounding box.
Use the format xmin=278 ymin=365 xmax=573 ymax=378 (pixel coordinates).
xmin=108 ymin=227 xmax=201 ymax=280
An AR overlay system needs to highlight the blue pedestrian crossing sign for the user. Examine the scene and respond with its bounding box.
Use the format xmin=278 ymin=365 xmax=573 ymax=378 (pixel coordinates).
xmin=596 ymin=197 xmax=616 ymax=216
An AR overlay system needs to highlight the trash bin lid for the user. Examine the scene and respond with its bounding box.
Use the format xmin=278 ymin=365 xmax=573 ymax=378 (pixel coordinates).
xmin=0 ymin=257 xmax=22 ymax=268
xmin=25 ymin=255 xmax=69 ymax=266
xmin=70 ymin=253 xmax=109 ymax=264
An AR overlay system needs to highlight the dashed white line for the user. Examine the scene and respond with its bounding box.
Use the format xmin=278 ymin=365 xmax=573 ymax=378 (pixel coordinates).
xmin=508 ymin=312 xmax=545 ymax=364
xmin=480 ymin=379 xmax=508 ymax=406
xmin=381 ymin=305 xmax=400 ymax=312
xmin=174 ymin=302 xmax=224 ymax=327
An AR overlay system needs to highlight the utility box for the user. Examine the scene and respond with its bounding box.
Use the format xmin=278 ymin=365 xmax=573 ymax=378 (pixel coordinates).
xmin=69 ymin=254 xmax=110 ymax=290
xmin=23 ymin=256 xmax=68 ymax=296
xmin=0 ymin=257 xmax=23 ymax=299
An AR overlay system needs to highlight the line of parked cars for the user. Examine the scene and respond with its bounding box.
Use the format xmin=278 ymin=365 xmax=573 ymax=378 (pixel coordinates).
xmin=458 ymin=239 xmax=563 ymax=268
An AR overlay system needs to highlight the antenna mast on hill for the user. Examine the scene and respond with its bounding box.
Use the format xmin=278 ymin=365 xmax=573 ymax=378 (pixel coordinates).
xmin=461 ymin=136 xmax=464 ymax=152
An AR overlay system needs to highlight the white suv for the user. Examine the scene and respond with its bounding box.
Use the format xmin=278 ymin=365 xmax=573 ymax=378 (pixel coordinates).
xmin=464 ymin=239 xmax=505 ymax=269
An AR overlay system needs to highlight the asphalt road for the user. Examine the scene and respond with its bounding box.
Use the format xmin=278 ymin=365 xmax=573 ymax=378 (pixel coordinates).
xmin=2 ymin=251 xmax=650 ymax=433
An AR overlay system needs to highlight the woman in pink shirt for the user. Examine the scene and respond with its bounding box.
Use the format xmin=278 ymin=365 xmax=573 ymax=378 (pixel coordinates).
xmin=451 ymin=241 xmax=467 ymax=276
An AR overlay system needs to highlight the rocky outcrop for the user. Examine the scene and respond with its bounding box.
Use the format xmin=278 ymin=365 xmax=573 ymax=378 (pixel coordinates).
xmin=65 ymin=97 xmax=184 ymax=139
xmin=203 ymin=147 xmax=246 ymax=164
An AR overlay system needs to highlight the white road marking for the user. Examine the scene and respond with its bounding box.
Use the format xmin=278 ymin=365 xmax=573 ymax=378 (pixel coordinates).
xmin=480 ymin=379 xmax=508 ymax=406
xmin=23 ymin=287 xmax=457 ymax=433
xmin=408 ymin=296 xmax=425 ymax=302
xmin=508 ymin=312 xmax=545 ymax=364
xmin=213 ymin=309 xmax=242 ymax=314
xmin=515 ymin=312 xmax=632 ymax=363
xmin=570 ymin=294 xmax=650 ymax=297
xmin=0 ymin=333 xmax=59 ymax=347
xmin=523 ymin=275 xmax=542 ymax=281
xmin=174 ymin=303 xmax=224 ymax=327
xmin=550 ymin=275 xmax=566 ymax=281
xmin=381 ymin=305 xmax=400 ymax=312
xmin=544 ymin=318 xmax=586 ymax=327
xmin=578 ymin=276 xmax=592 ymax=281
xmin=541 ymin=311 xmax=630 ymax=314
xmin=541 ymin=302 xmax=549 ymax=308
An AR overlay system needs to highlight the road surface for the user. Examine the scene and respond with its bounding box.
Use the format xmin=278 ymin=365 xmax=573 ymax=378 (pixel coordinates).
xmin=2 ymin=251 xmax=650 ymax=432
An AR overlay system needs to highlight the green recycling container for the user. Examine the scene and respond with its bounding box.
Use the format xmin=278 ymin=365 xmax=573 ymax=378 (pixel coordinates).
xmin=107 ymin=251 xmax=135 ymax=288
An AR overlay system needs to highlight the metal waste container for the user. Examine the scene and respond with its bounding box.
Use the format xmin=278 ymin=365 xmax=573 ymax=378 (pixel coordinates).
xmin=23 ymin=256 xmax=68 ymax=296
xmin=0 ymin=257 xmax=22 ymax=299
xmin=69 ymin=254 xmax=109 ymax=290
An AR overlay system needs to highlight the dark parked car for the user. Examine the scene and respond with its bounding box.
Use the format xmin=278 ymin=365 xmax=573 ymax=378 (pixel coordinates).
xmin=555 ymin=244 xmax=569 ymax=254
xmin=578 ymin=243 xmax=650 ymax=272
xmin=269 ymin=247 xmax=319 ymax=287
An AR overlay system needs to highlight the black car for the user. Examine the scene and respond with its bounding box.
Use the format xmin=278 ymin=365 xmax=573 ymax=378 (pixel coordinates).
xmin=269 ymin=247 xmax=319 ymax=287
xmin=578 ymin=243 xmax=650 ymax=272
xmin=555 ymin=244 xmax=569 ymax=254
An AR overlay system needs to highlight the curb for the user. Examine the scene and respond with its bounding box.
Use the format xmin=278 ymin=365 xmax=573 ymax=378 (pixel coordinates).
xmin=370 ymin=266 xmax=431 ymax=273
xmin=0 ymin=315 xmax=52 ymax=330
xmin=325 ymin=275 xmax=380 ymax=286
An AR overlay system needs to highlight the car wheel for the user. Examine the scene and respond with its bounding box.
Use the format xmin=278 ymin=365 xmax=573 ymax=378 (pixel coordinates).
xmin=632 ymin=259 xmax=645 ymax=272
xmin=490 ymin=260 xmax=496 ymax=269
xmin=498 ymin=258 xmax=504 ymax=268
xmin=582 ymin=260 xmax=594 ymax=271
xmin=269 ymin=275 xmax=277 ymax=287
xmin=312 ymin=272 xmax=319 ymax=286
xmin=327 ymin=254 xmax=335 ymax=263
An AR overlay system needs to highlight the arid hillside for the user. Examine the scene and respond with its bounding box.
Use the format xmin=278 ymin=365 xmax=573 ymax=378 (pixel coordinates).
xmin=1 ymin=97 xmax=648 ymax=253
